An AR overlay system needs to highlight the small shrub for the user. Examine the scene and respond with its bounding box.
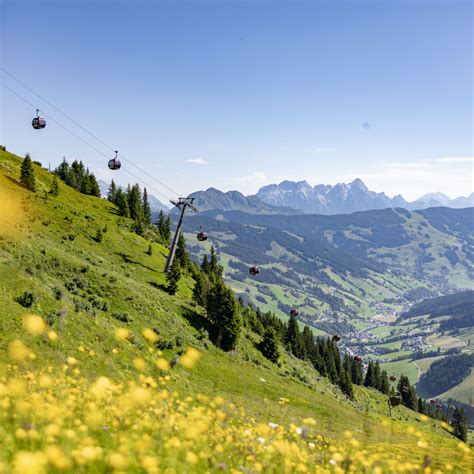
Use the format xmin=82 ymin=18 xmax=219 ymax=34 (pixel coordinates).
xmin=53 ymin=287 xmax=63 ymax=300
xmin=111 ymin=311 xmax=132 ymax=323
xmin=15 ymin=291 xmax=36 ymax=308
xmin=93 ymin=228 xmax=103 ymax=243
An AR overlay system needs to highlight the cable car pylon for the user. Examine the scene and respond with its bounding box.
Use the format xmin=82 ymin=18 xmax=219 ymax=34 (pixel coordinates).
xmin=164 ymin=197 xmax=198 ymax=273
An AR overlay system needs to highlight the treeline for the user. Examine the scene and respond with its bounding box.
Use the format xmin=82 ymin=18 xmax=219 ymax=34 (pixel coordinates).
xmin=54 ymin=158 xmax=100 ymax=197
xmin=417 ymin=354 xmax=474 ymax=398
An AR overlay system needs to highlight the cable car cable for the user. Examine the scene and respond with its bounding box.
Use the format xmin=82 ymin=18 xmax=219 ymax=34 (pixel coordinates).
xmin=0 ymin=67 xmax=182 ymax=198
xmin=0 ymin=81 xmax=173 ymax=204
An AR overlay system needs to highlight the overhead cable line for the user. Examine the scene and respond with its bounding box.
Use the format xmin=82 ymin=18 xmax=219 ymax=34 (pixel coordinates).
xmin=0 ymin=81 xmax=172 ymax=203
xmin=0 ymin=66 xmax=181 ymax=198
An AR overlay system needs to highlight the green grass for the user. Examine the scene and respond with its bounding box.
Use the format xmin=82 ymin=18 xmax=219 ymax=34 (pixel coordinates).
xmin=381 ymin=360 xmax=420 ymax=385
xmin=0 ymin=149 xmax=472 ymax=472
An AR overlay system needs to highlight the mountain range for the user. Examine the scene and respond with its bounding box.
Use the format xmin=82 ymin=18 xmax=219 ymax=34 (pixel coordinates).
xmin=187 ymin=179 xmax=473 ymax=215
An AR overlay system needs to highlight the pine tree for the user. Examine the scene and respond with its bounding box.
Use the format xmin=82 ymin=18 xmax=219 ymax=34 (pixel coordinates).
xmin=351 ymin=358 xmax=364 ymax=385
xmin=284 ymin=313 xmax=306 ymax=359
xmin=108 ymin=180 xmax=118 ymax=202
xmin=364 ymin=361 xmax=375 ymax=388
xmin=201 ymin=254 xmax=211 ymax=275
xmin=49 ymin=175 xmax=59 ymax=196
xmin=176 ymin=233 xmax=191 ymax=272
xmin=192 ymin=270 xmax=209 ymax=307
xmin=302 ymin=326 xmax=315 ymax=359
xmin=373 ymin=362 xmax=382 ymax=390
xmin=407 ymin=386 xmax=418 ymax=411
xmin=257 ymin=328 xmax=280 ymax=363
xmin=206 ymin=279 xmax=241 ymax=351
xmin=142 ymin=188 xmax=152 ymax=227
xmin=89 ymin=173 xmax=101 ymax=197
xmin=20 ymin=154 xmax=36 ymax=191
xmin=418 ymin=397 xmax=426 ymax=415
xmin=166 ymin=258 xmax=181 ymax=295
xmin=209 ymin=246 xmax=223 ymax=279
xmin=116 ymin=189 xmax=130 ymax=217
xmin=156 ymin=210 xmax=171 ymax=244
xmin=339 ymin=368 xmax=354 ymax=399
xmin=379 ymin=370 xmax=390 ymax=394
xmin=81 ymin=173 xmax=92 ymax=195
xmin=127 ymin=184 xmax=143 ymax=221
xmin=55 ymin=157 xmax=70 ymax=181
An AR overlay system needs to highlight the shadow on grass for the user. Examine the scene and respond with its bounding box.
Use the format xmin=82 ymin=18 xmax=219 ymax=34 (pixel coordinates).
xmin=148 ymin=281 xmax=169 ymax=292
xmin=181 ymin=307 xmax=212 ymax=335
xmin=5 ymin=175 xmax=24 ymax=188
xmin=117 ymin=252 xmax=157 ymax=272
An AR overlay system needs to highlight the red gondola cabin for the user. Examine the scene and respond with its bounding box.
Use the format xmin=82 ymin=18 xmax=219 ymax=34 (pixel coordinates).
xmin=108 ymin=151 xmax=121 ymax=170
xmin=197 ymin=231 xmax=208 ymax=242
xmin=32 ymin=109 xmax=46 ymax=129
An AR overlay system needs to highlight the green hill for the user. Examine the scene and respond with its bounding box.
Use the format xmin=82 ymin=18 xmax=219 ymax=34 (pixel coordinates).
xmin=0 ymin=149 xmax=472 ymax=472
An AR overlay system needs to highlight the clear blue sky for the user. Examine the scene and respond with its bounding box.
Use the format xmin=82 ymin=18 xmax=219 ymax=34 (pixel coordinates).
xmin=1 ymin=0 xmax=472 ymax=202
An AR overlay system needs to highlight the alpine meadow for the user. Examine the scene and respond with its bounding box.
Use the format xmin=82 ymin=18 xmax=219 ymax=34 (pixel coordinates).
xmin=1 ymin=1 xmax=473 ymax=473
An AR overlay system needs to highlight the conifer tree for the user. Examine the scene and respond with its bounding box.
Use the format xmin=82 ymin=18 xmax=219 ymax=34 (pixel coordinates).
xmin=176 ymin=233 xmax=191 ymax=272
xmin=339 ymin=368 xmax=354 ymax=399
xmin=302 ymin=326 xmax=315 ymax=359
xmin=450 ymin=407 xmax=467 ymax=439
xmin=89 ymin=173 xmax=101 ymax=197
xmin=108 ymin=180 xmax=118 ymax=203
xmin=20 ymin=154 xmax=36 ymax=191
xmin=364 ymin=361 xmax=375 ymax=388
xmin=116 ymin=189 xmax=130 ymax=217
xmin=257 ymin=328 xmax=280 ymax=363
xmin=55 ymin=157 xmax=70 ymax=181
xmin=81 ymin=173 xmax=92 ymax=195
xmin=209 ymin=246 xmax=223 ymax=279
xmin=206 ymin=279 xmax=241 ymax=351
xmin=284 ymin=313 xmax=306 ymax=359
xmin=351 ymin=357 xmax=364 ymax=385
xmin=192 ymin=270 xmax=209 ymax=307
xmin=156 ymin=210 xmax=171 ymax=244
xmin=166 ymin=258 xmax=181 ymax=295
xmin=143 ymin=187 xmax=152 ymax=226
xmin=418 ymin=398 xmax=426 ymax=415
xmin=201 ymin=254 xmax=211 ymax=275
xmin=373 ymin=361 xmax=382 ymax=389
xmin=379 ymin=370 xmax=390 ymax=394
xmin=49 ymin=175 xmax=59 ymax=196
xmin=127 ymin=184 xmax=143 ymax=221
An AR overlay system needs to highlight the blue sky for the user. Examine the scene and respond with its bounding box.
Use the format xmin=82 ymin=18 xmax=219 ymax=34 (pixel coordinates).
xmin=1 ymin=0 xmax=472 ymax=202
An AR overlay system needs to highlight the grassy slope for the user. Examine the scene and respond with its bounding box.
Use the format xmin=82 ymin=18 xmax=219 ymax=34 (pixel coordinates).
xmin=0 ymin=149 xmax=472 ymax=472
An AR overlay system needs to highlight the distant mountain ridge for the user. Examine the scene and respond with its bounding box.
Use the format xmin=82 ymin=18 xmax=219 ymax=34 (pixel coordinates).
xmin=187 ymin=187 xmax=297 ymax=215
xmin=255 ymin=179 xmax=474 ymax=215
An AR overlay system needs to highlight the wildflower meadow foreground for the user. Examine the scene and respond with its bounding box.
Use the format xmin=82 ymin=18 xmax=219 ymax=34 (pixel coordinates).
xmin=0 ymin=315 xmax=471 ymax=474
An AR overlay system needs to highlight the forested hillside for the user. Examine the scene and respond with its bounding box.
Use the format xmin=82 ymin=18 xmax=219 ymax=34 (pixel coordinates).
xmin=1 ymin=148 xmax=472 ymax=472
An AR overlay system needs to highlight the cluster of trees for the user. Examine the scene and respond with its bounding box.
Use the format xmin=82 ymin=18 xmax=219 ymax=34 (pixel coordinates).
xmin=190 ymin=246 xmax=241 ymax=351
xmin=364 ymin=361 xmax=390 ymax=394
xmin=107 ymin=180 xmax=152 ymax=236
xmin=54 ymin=158 xmax=100 ymax=197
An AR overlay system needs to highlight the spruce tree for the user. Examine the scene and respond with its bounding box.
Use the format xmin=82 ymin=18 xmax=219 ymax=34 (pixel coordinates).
xmin=89 ymin=173 xmax=101 ymax=197
xmin=364 ymin=361 xmax=375 ymax=388
xmin=351 ymin=358 xmax=364 ymax=385
xmin=176 ymin=233 xmax=191 ymax=272
xmin=108 ymin=180 xmax=118 ymax=202
xmin=379 ymin=370 xmax=390 ymax=394
xmin=116 ymin=189 xmax=130 ymax=217
xmin=257 ymin=328 xmax=280 ymax=363
xmin=373 ymin=362 xmax=382 ymax=390
xmin=127 ymin=184 xmax=143 ymax=221
xmin=302 ymin=326 xmax=315 ymax=359
xmin=20 ymin=154 xmax=36 ymax=191
xmin=201 ymin=254 xmax=211 ymax=275
xmin=55 ymin=157 xmax=70 ymax=181
xmin=142 ymin=188 xmax=152 ymax=227
xmin=81 ymin=173 xmax=92 ymax=195
xmin=209 ymin=246 xmax=223 ymax=279
xmin=206 ymin=279 xmax=241 ymax=351
xmin=166 ymin=258 xmax=181 ymax=295
xmin=192 ymin=270 xmax=209 ymax=307
xmin=339 ymin=368 xmax=354 ymax=399
xmin=49 ymin=175 xmax=59 ymax=196
xmin=284 ymin=313 xmax=306 ymax=359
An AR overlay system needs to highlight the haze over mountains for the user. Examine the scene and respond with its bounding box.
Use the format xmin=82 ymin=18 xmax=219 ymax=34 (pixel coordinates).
xmin=188 ymin=179 xmax=474 ymax=215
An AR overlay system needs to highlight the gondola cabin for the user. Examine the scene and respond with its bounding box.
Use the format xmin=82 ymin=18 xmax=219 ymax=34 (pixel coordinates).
xmin=354 ymin=355 xmax=362 ymax=362
xmin=332 ymin=334 xmax=341 ymax=342
xmin=108 ymin=151 xmax=121 ymax=170
xmin=197 ymin=231 xmax=208 ymax=242
xmin=290 ymin=308 xmax=299 ymax=317
xmin=249 ymin=265 xmax=260 ymax=276
xmin=32 ymin=109 xmax=46 ymax=129
xmin=389 ymin=375 xmax=397 ymax=382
